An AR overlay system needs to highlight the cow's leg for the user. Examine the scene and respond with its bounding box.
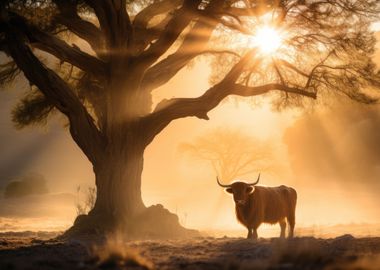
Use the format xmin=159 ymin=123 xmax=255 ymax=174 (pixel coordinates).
xmin=287 ymin=213 xmax=295 ymax=238
xmin=287 ymin=191 xmax=297 ymax=238
xmin=279 ymin=219 xmax=286 ymax=238
xmin=247 ymin=228 xmax=252 ymax=239
xmin=252 ymin=226 xmax=258 ymax=240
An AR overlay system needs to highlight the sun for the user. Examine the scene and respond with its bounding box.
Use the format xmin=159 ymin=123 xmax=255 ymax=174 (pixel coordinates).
xmin=252 ymin=26 xmax=283 ymax=55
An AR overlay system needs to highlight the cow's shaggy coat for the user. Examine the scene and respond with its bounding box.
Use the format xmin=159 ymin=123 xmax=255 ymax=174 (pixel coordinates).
xmin=219 ymin=178 xmax=297 ymax=239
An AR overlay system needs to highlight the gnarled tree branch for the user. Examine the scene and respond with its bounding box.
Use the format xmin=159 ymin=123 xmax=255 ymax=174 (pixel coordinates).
xmin=53 ymin=0 xmax=104 ymax=56
xmin=2 ymin=20 xmax=105 ymax=165
xmin=138 ymin=0 xmax=202 ymax=69
xmin=7 ymin=12 xmax=107 ymax=80
xmin=141 ymin=0 xmax=224 ymax=92
xmin=143 ymin=50 xmax=315 ymax=142
xmin=144 ymin=82 xmax=316 ymax=143
xmin=85 ymin=0 xmax=132 ymax=52
xmin=133 ymin=0 xmax=183 ymax=29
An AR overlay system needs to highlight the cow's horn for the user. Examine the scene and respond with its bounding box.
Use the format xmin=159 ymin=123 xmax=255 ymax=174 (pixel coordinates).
xmin=216 ymin=176 xmax=232 ymax=188
xmin=248 ymin=173 xmax=260 ymax=186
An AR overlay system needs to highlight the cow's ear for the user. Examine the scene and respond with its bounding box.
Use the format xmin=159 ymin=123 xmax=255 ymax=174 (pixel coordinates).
xmin=226 ymin=188 xmax=233 ymax=194
xmin=246 ymin=186 xmax=253 ymax=193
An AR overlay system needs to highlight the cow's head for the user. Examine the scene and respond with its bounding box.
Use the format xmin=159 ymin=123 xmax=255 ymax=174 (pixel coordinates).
xmin=217 ymin=174 xmax=260 ymax=206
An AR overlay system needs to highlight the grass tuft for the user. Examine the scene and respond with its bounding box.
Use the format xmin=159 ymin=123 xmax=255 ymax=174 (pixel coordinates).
xmin=91 ymin=233 xmax=154 ymax=270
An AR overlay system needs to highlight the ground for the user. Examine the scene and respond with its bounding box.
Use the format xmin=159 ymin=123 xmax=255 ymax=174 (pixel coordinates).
xmin=1 ymin=231 xmax=380 ymax=270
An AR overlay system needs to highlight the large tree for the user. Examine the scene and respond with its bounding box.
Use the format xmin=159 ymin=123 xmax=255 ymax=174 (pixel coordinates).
xmin=0 ymin=0 xmax=379 ymax=236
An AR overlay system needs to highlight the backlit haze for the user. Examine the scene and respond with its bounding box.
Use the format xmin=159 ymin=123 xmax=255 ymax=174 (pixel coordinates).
xmin=252 ymin=26 xmax=283 ymax=54
xmin=1 ymin=22 xmax=380 ymax=238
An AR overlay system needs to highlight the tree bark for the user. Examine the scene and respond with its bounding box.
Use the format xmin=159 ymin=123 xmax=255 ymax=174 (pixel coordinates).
xmin=65 ymin=131 xmax=148 ymax=237
xmin=91 ymin=144 xmax=146 ymax=224
xmin=67 ymin=65 xmax=159 ymax=236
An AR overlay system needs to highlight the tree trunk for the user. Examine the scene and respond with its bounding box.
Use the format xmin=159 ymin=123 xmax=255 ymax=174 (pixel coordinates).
xmin=89 ymin=130 xmax=147 ymax=228
xmin=71 ymin=65 xmax=150 ymax=233
xmin=92 ymin=150 xmax=145 ymax=222
xmin=64 ymin=129 xmax=198 ymax=238
xmin=63 ymin=74 xmax=199 ymax=239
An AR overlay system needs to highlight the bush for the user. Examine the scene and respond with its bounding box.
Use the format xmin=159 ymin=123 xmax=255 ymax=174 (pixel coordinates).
xmin=4 ymin=173 xmax=48 ymax=198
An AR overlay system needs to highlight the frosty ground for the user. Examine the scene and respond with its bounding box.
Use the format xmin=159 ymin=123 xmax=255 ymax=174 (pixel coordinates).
xmin=1 ymin=231 xmax=380 ymax=270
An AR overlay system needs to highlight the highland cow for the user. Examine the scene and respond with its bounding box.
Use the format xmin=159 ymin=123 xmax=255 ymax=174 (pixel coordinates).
xmin=217 ymin=174 xmax=297 ymax=239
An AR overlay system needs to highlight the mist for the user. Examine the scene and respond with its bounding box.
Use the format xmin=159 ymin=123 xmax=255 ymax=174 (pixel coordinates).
xmin=284 ymin=102 xmax=380 ymax=226
xmin=1 ymin=58 xmax=380 ymax=237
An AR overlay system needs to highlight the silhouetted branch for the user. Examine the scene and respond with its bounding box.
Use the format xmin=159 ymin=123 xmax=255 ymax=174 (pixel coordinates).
xmin=133 ymin=0 xmax=182 ymax=29
xmin=132 ymin=9 xmax=175 ymax=54
xmin=144 ymin=49 xmax=317 ymax=139
xmin=53 ymin=0 xmax=104 ymax=56
xmin=138 ymin=0 xmax=202 ymax=68
xmin=305 ymin=50 xmax=335 ymax=89
xmin=85 ymin=0 xmax=132 ymax=52
xmin=5 ymin=12 xmax=107 ymax=80
xmin=200 ymin=50 xmax=241 ymax=58
xmin=277 ymin=59 xmax=309 ymax=78
xmin=145 ymin=79 xmax=315 ymax=142
xmin=141 ymin=1 xmax=222 ymax=92
xmin=142 ymin=48 xmax=240 ymax=93
xmin=218 ymin=17 xmax=252 ymax=35
xmin=2 ymin=20 xmax=105 ymax=164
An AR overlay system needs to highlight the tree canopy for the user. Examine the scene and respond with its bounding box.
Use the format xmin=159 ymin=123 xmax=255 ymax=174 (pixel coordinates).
xmin=0 ymin=1 xmax=379 ymax=135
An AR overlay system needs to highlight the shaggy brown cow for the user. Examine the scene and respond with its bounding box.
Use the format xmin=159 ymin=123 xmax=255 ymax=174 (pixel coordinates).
xmin=217 ymin=174 xmax=297 ymax=239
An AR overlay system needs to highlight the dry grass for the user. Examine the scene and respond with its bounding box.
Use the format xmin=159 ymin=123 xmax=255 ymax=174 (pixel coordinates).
xmin=90 ymin=233 xmax=154 ymax=270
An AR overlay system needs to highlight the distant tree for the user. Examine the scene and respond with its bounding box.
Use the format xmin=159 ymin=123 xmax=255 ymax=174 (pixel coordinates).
xmin=0 ymin=0 xmax=379 ymax=235
xmin=179 ymin=128 xmax=273 ymax=182
xmin=4 ymin=173 xmax=48 ymax=198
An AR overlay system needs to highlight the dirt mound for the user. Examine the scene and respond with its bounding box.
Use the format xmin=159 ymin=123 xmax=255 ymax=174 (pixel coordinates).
xmin=61 ymin=204 xmax=199 ymax=240
xmin=130 ymin=204 xmax=199 ymax=239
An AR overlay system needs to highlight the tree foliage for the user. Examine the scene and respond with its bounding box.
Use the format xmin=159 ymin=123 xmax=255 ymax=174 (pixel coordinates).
xmin=0 ymin=0 xmax=378 ymax=131
xmin=11 ymin=88 xmax=55 ymax=128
